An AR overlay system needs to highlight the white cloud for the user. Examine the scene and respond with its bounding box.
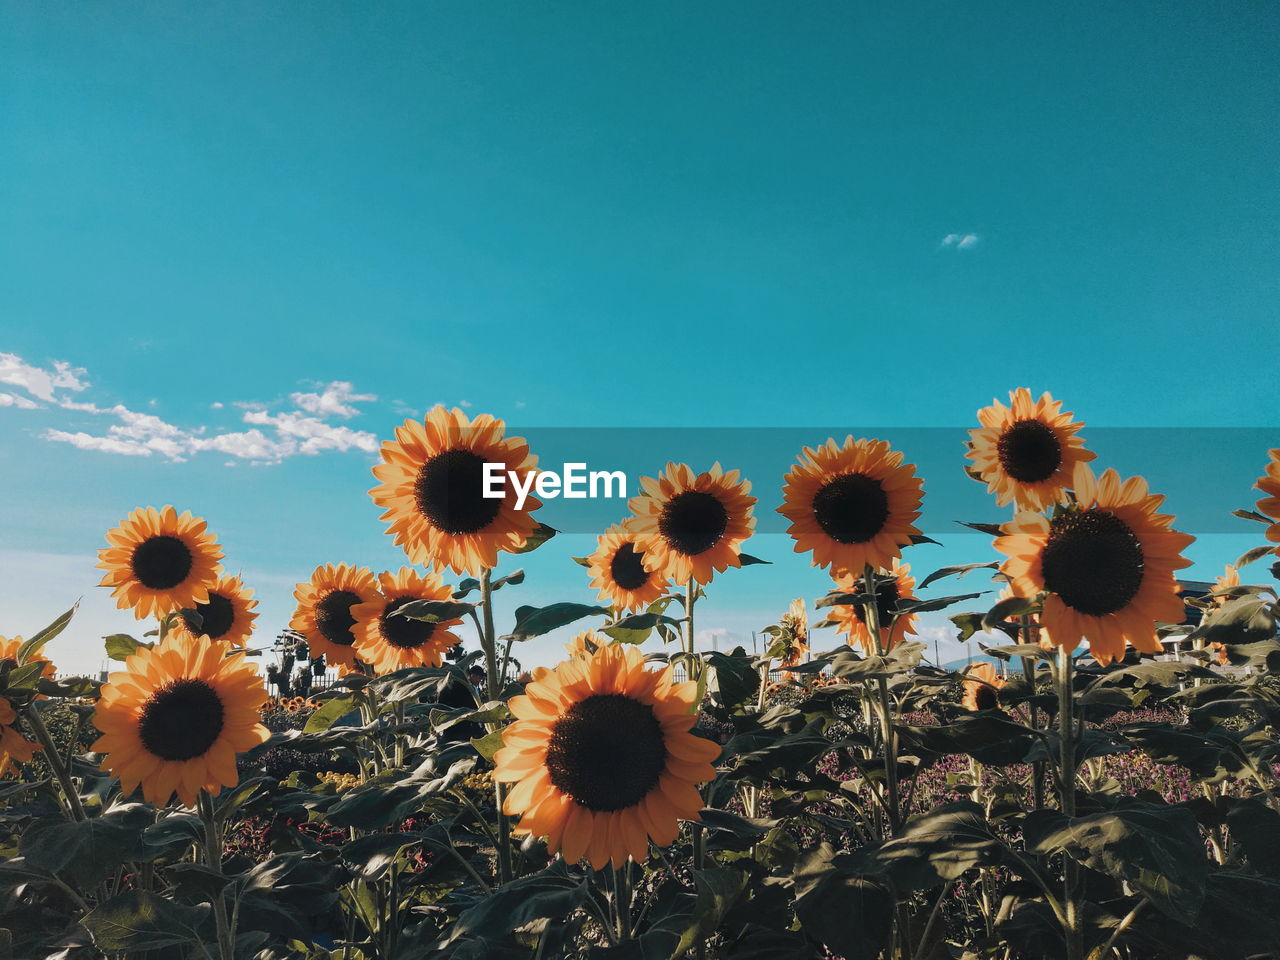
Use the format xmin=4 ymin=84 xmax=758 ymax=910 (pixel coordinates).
xmin=458 ymin=400 xmax=473 ymax=408
xmin=514 ymin=400 xmax=527 ymax=409
xmin=290 ymin=381 xmax=376 ymax=419
xmin=0 ymin=352 xmax=88 ymax=402
xmin=210 ymin=402 xmax=224 ymax=410
xmin=0 ymin=391 xmax=40 ymax=410
xmin=941 ymin=233 xmax=980 ymax=250
xmin=2 ymin=351 xmax=384 ymax=466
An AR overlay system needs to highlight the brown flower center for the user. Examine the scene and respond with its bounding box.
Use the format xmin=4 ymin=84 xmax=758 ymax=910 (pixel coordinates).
xmin=853 ymin=574 xmax=901 ymax=630
xmin=414 ymin=449 xmax=504 ymax=535
xmin=131 ymin=535 xmax=194 ymax=590
xmin=609 ymin=543 xmax=651 ymax=591
xmin=813 ymin=473 xmax=889 ymax=544
xmin=997 ymin=419 xmax=1062 ymax=483
xmin=380 ymin=596 xmax=437 ymax=650
xmin=973 ymin=684 xmax=999 ymax=710
xmin=139 ymin=678 xmax=225 ymax=761
xmin=545 ymin=694 xmax=667 ymax=811
xmin=659 ymin=491 xmax=728 ymax=557
xmin=1041 ymin=509 xmax=1145 ymax=617
xmin=316 ymin=589 xmax=361 ymax=647
xmin=182 ymin=592 xmax=235 ymax=640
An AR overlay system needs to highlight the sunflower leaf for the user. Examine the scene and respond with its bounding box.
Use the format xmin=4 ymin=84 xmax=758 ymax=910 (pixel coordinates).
xmin=738 ymin=553 xmax=771 ymax=566
xmin=909 ymin=534 xmax=943 ymax=546
xmin=1236 ymin=545 xmax=1277 ymax=570
xmin=506 ymin=602 xmax=610 ymax=640
xmin=896 ymin=593 xmax=984 ymax=615
xmin=104 ymin=634 xmax=151 ymax=661
xmin=470 ymin=729 xmax=505 ymax=761
xmin=453 ymin=569 xmax=525 ymax=599
xmin=982 ymin=596 xmax=1039 ymax=632
xmin=82 ymin=890 xmax=210 ymax=953
xmin=394 ymin=598 xmax=477 ymax=623
xmin=957 ymin=521 xmax=1006 ymax=537
xmin=816 ymin=591 xmax=876 ymax=609
xmin=918 ymin=562 xmax=1000 ymax=590
xmin=1233 ymin=509 xmax=1275 ymax=525
xmin=512 ymin=522 xmax=558 ymax=555
xmin=17 ymin=602 xmax=78 ymax=665
xmin=303 ymin=693 xmax=359 ymax=733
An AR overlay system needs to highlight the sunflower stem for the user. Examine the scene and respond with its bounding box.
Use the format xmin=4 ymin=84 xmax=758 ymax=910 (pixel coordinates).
xmin=197 ymin=789 xmax=235 ymax=960
xmin=862 ymin=564 xmax=901 ymax=834
xmin=1056 ymin=646 xmax=1083 ymax=960
xmin=614 ymin=861 xmax=632 ymax=940
xmin=26 ymin=700 xmax=86 ymax=822
xmin=480 ymin=568 xmax=514 ymax=885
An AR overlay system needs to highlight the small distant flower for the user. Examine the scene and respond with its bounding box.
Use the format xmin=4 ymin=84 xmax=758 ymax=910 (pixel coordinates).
xmin=586 ymin=524 xmax=669 ymax=612
xmin=828 ymin=560 xmax=919 ymax=653
xmin=626 ymin=463 xmax=756 ymax=586
xmin=967 ymin=389 xmax=1094 ymax=510
xmin=290 ymin=563 xmax=381 ymax=672
xmin=961 ymin=662 xmax=1006 ymax=711
xmin=97 ymin=506 xmax=223 ymax=620
xmin=779 ymin=437 xmax=923 ymax=577
xmin=170 ymin=575 xmax=258 ymax=647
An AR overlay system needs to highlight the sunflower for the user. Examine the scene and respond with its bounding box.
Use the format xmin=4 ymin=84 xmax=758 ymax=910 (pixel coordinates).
xmin=779 ymin=438 xmax=923 ymax=577
xmin=493 ymin=643 xmax=720 ymax=869
xmin=564 ymin=630 xmax=604 ymax=660
xmin=369 ymin=406 xmax=541 ymax=576
xmin=1256 ymin=449 xmax=1280 ymax=552
xmin=967 ymin=389 xmax=1095 ymax=511
xmin=961 ymin=662 xmax=1006 ymax=711
xmin=779 ymin=599 xmax=809 ymax=674
xmin=586 ymin=524 xmax=669 ymax=612
xmin=97 ymin=506 xmax=224 ymax=620
xmin=626 ymin=462 xmax=756 ymax=586
xmin=996 ymin=463 xmax=1194 ymax=666
xmin=290 ymin=564 xmax=382 ymax=672
xmin=350 ymin=567 xmax=463 ymax=674
xmin=0 ymin=636 xmax=56 ymax=688
xmin=0 ymin=697 xmax=40 ymax=777
xmin=91 ymin=632 xmax=269 ymax=807
xmin=169 ymin=575 xmax=258 ymax=648
xmin=1205 ymin=564 xmax=1241 ymax=665
xmin=827 ymin=560 xmax=919 ymax=653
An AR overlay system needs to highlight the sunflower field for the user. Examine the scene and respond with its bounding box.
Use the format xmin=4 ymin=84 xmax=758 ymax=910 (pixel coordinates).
xmin=4 ymin=391 xmax=1280 ymax=960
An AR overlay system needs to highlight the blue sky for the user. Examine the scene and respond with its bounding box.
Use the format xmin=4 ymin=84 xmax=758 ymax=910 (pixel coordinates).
xmin=1 ymin=2 xmax=1277 ymax=674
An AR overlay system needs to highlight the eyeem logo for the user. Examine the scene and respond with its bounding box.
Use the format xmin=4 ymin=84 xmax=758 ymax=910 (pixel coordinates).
xmin=483 ymin=462 xmax=627 ymax=510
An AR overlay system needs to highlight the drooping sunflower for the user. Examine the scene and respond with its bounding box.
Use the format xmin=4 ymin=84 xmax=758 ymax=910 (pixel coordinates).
xmin=778 ymin=598 xmax=809 ymax=675
xmin=290 ymin=563 xmax=382 ymax=671
xmin=97 ymin=506 xmax=224 ymax=620
xmin=91 ymin=632 xmax=269 ymax=807
xmin=493 ymin=643 xmax=720 ymax=869
xmin=779 ymin=438 xmax=923 ymax=577
xmin=1256 ymin=449 xmax=1280 ymax=552
xmin=369 ymin=406 xmax=541 ymax=576
xmin=961 ymin=662 xmax=1006 ymax=711
xmin=827 ymin=559 xmax=919 ymax=653
xmin=169 ymin=575 xmax=258 ymax=648
xmin=0 ymin=697 xmax=40 ymax=777
xmin=586 ymin=524 xmax=669 ymax=612
xmin=0 ymin=636 xmax=56 ymax=687
xmin=349 ymin=567 xmax=463 ymax=674
xmin=996 ymin=463 xmax=1194 ymax=666
xmin=967 ymin=388 xmax=1095 ymax=511
xmin=626 ymin=462 xmax=756 ymax=586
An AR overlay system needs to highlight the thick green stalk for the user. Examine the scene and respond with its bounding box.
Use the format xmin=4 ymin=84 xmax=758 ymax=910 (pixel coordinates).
xmin=26 ymin=701 xmax=86 ymax=822
xmin=197 ymin=790 xmax=235 ymax=960
xmin=863 ymin=564 xmax=901 ymax=833
xmin=479 ymin=569 xmax=514 ymax=885
xmin=1056 ymin=647 xmax=1083 ymax=960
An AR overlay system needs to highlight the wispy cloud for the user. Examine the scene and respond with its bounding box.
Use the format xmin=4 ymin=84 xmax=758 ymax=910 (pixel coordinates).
xmin=0 ymin=350 xmax=380 ymax=466
xmin=941 ymin=233 xmax=980 ymax=250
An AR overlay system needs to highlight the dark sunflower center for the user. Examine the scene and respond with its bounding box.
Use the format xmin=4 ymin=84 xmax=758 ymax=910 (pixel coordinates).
xmin=609 ymin=543 xmax=651 ymax=591
xmin=380 ymin=596 xmax=437 ymax=650
xmin=854 ymin=576 xmax=900 ymax=628
xmin=812 ymin=473 xmax=889 ymax=544
xmin=414 ymin=449 xmax=503 ymax=535
xmin=659 ymin=491 xmax=729 ymax=557
xmin=545 ymin=693 xmax=667 ymax=812
xmin=131 ymin=535 xmax=194 ymax=590
xmin=138 ymin=678 xmax=225 ymax=761
xmin=996 ymin=419 xmax=1062 ymax=483
xmin=974 ymin=684 xmax=999 ymax=710
xmin=182 ymin=592 xmax=235 ymax=640
xmin=316 ymin=590 xmax=361 ymax=647
xmin=1041 ymin=509 xmax=1145 ymax=617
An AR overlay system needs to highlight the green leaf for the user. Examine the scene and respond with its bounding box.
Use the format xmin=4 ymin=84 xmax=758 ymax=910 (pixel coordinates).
xmin=454 ymin=569 xmax=526 ymax=599
xmin=706 ymin=648 xmax=759 ymax=711
xmin=512 ymin=521 xmax=558 ymax=554
xmin=508 ymin=602 xmax=610 ymax=640
xmin=982 ymin=595 xmax=1039 ymax=632
xmin=792 ymin=844 xmax=892 ymax=960
xmin=918 ymin=562 xmax=999 ymax=589
xmin=341 ymin=833 xmax=421 ymax=882
xmin=847 ymin=801 xmax=1007 ymax=890
xmin=603 ymin=611 xmax=684 ymax=645
xmin=895 ymin=592 xmax=984 ymax=615
xmin=104 ymin=634 xmax=151 ymax=661
xmin=815 ymin=590 xmax=875 ymax=609
xmin=1195 ymin=595 xmax=1276 ymax=647
xmin=1025 ymin=801 xmax=1208 ymax=919
xmin=1236 ymin=545 xmax=1278 ymax=569
xmin=445 ymin=861 xmax=587 ymax=946
xmin=470 ymin=729 xmax=505 ymax=761
xmin=1226 ymin=796 xmax=1280 ymax=878
xmin=303 ymin=693 xmax=358 ymax=733
xmin=674 ymin=867 xmax=747 ymax=954
xmin=1233 ymin=509 xmax=1275 ymax=525
xmin=394 ymin=598 xmax=477 ymax=624
xmin=957 ymin=521 xmax=1005 ymax=536
xmin=16 ymin=602 xmax=78 ymax=665
xmin=21 ymin=803 xmax=155 ymax=879
xmin=737 ymin=553 xmax=771 ymax=566
xmin=83 ymin=890 xmax=209 ymax=952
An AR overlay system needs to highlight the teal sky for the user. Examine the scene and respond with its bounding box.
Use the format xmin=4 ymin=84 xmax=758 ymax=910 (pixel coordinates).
xmin=1 ymin=2 xmax=1277 ymax=673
